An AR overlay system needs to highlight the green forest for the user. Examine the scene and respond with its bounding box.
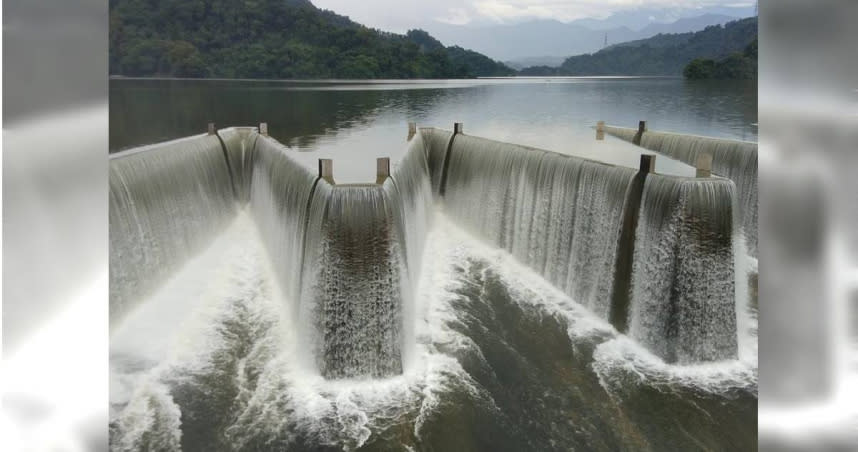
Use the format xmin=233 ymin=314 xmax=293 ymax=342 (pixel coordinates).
xmin=520 ymin=17 xmax=757 ymax=77
xmin=109 ymin=0 xmax=513 ymax=79
xmin=683 ymin=38 xmax=757 ymax=79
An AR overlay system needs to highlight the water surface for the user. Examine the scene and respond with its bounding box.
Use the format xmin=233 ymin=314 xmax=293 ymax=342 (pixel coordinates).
xmin=110 ymin=77 xmax=757 ymax=182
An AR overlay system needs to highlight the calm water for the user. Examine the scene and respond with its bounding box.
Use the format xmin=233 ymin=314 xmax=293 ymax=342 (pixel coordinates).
xmin=109 ymin=77 xmax=758 ymax=451
xmin=110 ymin=77 xmax=756 ymax=181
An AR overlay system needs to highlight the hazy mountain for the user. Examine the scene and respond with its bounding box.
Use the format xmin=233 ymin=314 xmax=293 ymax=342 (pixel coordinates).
xmin=637 ymin=14 xmax=742 ymax=36
xmin=519 ymin=17 xmax=757 ymax=76
xmin=427 ymin=12 xmax=750 ymax=63
xmin=571 ymin=7 xmax=754 ymax=31
xmin=504 ymin=56 xmax=568 ymax=71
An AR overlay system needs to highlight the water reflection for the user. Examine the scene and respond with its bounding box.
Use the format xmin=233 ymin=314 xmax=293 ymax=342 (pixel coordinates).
xmin=110 ymin=79 xmax=462 ymax=151
xmin=110 ymin=78 xmax=757 ymax=153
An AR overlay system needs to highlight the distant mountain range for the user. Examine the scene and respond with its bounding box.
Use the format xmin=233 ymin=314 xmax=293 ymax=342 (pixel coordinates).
xmin=109 ymin=0 xmax=513 ymax=79
xmin=519 ymin=17 xmax=758 ymax=77
xmin=569 ymin=6 xmax=755 ymax=31
xmin=426 ymin=13 xmax=753 ymax=65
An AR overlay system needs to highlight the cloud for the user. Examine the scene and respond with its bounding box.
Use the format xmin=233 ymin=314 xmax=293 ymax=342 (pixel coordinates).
xmin=469 ymin=0 xmax=753 ymax=23
xmin=437 ymin=7 xmax=473 ymax=25
xmin=311 ymin=0 xmax=755 ymax=31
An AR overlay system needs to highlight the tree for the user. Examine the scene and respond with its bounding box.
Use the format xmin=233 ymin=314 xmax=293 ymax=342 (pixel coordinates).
xmin=109 ymin=0 xmax=513 ymax=79
xmin=683 ymin=58 xmax=716 ymax=79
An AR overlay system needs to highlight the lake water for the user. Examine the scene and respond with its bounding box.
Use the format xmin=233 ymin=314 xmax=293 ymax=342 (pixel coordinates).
xmin=109 ymin=77 xmax=758 ymax=451
xmin=110 ymin=77 xmax=757 ymax=182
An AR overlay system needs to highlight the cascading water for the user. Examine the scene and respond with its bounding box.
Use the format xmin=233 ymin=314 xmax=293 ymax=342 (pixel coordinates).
xmin=306 ymin=185 xmax=403 ymax=378
xmin=437 ymin=133 xmax=636 ymax=319
xmin=383 ymin=137 xmax=435 ymax=291
xmin=247 ymin=136 xmax=323 ymax=307
xmin=604 ymin=125 xmax=757 ymax=256
xmin=648 ymin=133 xmax=756 ymax=257
xmin=109 ymin=124 xmax=754 ymax=450
xmin=109 ymin=134 xmax=237 ymax=326
xmin=217 ymin=127 xmax=259 ymax=203
xmin=421 ymin=127 xmax=453 ymax=193
xmin=244 ymin=132 xmax=434 ymax=378
xmin=429 ymin=130 xmax=740 ymax=363
xmin=628 ymin=174 xmax=738 ymax=363
xmin=111 ymin=126 xmax=743 ymax=371
xmin=382 ymin=136 xmax=436 ymax=366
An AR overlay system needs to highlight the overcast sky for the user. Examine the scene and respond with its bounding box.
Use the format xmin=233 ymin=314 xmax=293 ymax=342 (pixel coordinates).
xmin=311 ymin=0 xmax=756 ymax=32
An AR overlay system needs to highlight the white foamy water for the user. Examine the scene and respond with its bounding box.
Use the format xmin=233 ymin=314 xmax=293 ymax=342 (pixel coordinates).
xmin=109 ymin=211 xmax=483 ymax=449
xmin=421 ymin=214 xmax=758 ymax=394
xmin=110 ymin=203 xmax=758 ymax=451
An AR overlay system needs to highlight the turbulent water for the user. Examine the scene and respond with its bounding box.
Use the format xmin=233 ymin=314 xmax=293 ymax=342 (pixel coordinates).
xmin=310 ymin=185 xmax=403 ymax=378
xmin=429 ymin=129 xmax=740 ymax=363
xmin=248 ymin=135 xmax=323 ymax=306
xmin=110 ymin=127 xmax=757 ymax=450
xmin=603 ymin=125 xmax=758 ymax=257
xmin=629 ymin=175 xmax=739 ymax=363
xmin=248 ymin=135 xmax=433 ymax=379
xmin=109 ymin=134 xmax=237 ymax=325
xmin=437 ymin=132 xmax=636 ymax=319
xmin=110 ymin=213 xmax=758 ymax=451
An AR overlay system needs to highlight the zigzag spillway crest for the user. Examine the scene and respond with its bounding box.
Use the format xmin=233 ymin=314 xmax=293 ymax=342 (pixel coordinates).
xmin=109 ymin=125 xmax=741 ymax=378
xmin=603 ymin=125 xmax=757 ymax=257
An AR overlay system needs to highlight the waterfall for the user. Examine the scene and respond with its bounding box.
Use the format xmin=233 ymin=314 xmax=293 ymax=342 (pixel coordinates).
xmin=247 ymin=136 xmax=323 ymax=306
xmin=604 ymin=125 xmax=757 ymax=256
xmin=245 ymin=132 xmax=434 ymax=378
xmin=384 ymin=136 xmax=435 ymax=293
xmin=421 ymin=128 xmax=453 ymax=194
xmin=382 ymin=136 xmax=435 ymax=367
xmin=429 ymin=130 xmax=739 ymax=363
xmin=218 ymin=127 xmax=259 ymax=204
xmin=305 ymin=185 xmax=403 ymax=378
xmin=110 ymin=124 xmax=740 ymax=373
xmin=109 ymin=134 xmax=237 ymax=326
xmin=628 ymin=175 xmax=738 ymax=363
xmin=438 ymin=133 xmax=636 ymax=319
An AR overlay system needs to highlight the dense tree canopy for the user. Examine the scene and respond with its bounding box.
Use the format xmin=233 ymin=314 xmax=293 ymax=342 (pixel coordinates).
xmin=519 ymin=17 xmax=757 ymax=77
xmin=109 ymin=0 xmax=513 ymax=79
xmin=683 ymin=38 xmax=757 ymax=80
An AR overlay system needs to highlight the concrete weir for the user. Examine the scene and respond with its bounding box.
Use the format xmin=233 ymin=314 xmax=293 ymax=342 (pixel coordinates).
xmin=601 ymin=122 xmax=758 ymax=257
xmin=110 ymin=122 xmax=744 ymax=374
xmin=425 ymin=124 xmax=739 ymax=363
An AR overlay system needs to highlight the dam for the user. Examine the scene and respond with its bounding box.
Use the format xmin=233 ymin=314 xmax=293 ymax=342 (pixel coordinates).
xmin=110 ymin=121 xmax=747 ymax=376
xmin=599 ymin=121 xmax=758 ymax=258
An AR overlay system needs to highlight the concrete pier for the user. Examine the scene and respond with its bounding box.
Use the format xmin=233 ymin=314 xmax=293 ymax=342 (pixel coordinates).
xmin=207 ymin=122 xmax=216 ymax=135
xmin=319 ymin=158 xmax=334 ymax=184
xmin=438 ymin=122 xmax=463 ymax=196
xmin=609 ymin=153 xmax=656 ymax=333
xmin=633 ymin=120 xmax=647 ymax=145
xmin=408 ymin=122 xmax=417 ymax=141
xmin=639 ymin=154 xmax=656 ymax=173
xmin=596 ymin=120 xmax=605 ymax=140
xmin=259 ymin=122 xmax=269 ymax=136
xmin=696 ymin=153 xmax=713 ymax=178
xmin=377 ymin=157 xmax=390 ymax=184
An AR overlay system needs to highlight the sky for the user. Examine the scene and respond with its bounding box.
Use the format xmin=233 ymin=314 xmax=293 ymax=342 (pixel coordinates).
xmin=310 ymin=0 xmax=756 ymax=32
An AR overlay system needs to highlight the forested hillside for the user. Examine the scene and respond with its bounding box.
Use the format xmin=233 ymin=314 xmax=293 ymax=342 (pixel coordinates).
xmin=519 ymin=17 xmax=756 ymax=76
xmin=109 ymin=0 xmax=513 ymax=79
xmin=684 ymin=38 xmax=757 ymax=79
